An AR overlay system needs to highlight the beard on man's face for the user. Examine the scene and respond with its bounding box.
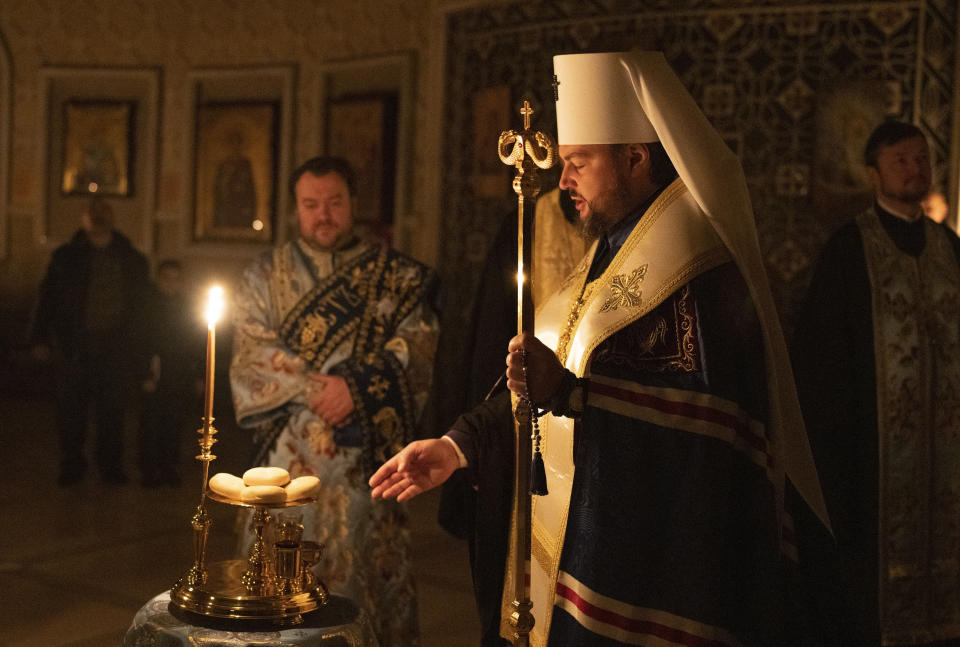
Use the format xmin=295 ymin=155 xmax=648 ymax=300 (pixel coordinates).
xmin=574 ymin=183 xmax=632 ymax=241
xmin=578 ymin=210 xmax=608 ymax=241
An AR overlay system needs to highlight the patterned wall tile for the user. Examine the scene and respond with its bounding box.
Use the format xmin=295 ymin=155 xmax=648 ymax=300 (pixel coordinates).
xmin=786 ymin=11 xmax=818 ymax=36
xmin=868 ymin=6 xmax=912 ymax=36
xmin=775 ymin=164 xmax=810 ymax=197
xmin=703 ymin=83 xmax=736 ymax=119
xmin=704 ymin=14 xmax=745 ymax=41
xmin=777 ymin=78 xmax=815 ymax=121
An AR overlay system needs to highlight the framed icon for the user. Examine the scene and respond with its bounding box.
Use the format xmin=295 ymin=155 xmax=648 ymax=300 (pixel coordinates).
xmin=193 ymin=101 xmax=278 ymax=243
xmin=61 ymin=100 xmax=134 ymax=196
xmin=325 ymin=93 xmax=399 ymax=235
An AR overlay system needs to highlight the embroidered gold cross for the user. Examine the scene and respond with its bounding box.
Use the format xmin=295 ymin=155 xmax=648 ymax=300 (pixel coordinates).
xmin=368 ymin=374 xmax=390 ymax=400
xmin=600 ymin=265 xmax=647 ymax=312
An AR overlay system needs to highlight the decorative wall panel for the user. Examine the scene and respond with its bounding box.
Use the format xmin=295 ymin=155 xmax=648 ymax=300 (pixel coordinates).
xmin=0 ymin=32 xmax=8 ymax=261
xmin=435 ymin=1 xmax=956 ymax=415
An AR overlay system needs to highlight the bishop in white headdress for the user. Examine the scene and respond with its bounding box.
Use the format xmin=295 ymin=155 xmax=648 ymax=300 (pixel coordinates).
xmin=497 ymin=50 xmax=833 ymax=646
xmin=552 ymin=51 xmax=829 ymax=527
xmin=370 ymin=51 xmax=834 ymax=647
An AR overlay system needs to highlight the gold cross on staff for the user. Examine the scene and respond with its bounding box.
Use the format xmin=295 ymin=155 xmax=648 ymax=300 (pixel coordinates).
xmin=520 ymin=100 xmax=533 ymax=130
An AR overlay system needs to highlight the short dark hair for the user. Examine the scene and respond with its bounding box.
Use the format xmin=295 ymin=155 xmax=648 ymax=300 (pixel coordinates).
xmin=864 ymin=121 xmax=926 ymax=167
xmin=288 ymin=156 xmax=356 ymax=200
xmin=612 ymin=142 xmax=678 ymax=188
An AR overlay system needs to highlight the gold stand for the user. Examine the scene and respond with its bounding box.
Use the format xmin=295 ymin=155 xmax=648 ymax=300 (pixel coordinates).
xmin=170 ymin=494 xmax=329 ymax=624
xmin=169 ymin=411 xmax=329 ymax=624
xmin=169 ymin=290 xmax=329 ymax=625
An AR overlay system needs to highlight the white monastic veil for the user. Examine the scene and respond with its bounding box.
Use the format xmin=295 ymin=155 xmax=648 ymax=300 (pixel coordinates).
xmin=627 ymin=51 xmax=830 ymax=530
xmin=556 ymin=50 xmax=830 ymax=530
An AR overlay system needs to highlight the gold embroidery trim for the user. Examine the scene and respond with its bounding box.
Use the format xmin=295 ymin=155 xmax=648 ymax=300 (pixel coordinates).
xmin=577 ymin=246 xmax=730 ymax=377
xmin=531 ymin=518 xmax=556 ymax=581
xmin=556 ymin=283 xmax=593 ymax=367
xmin=669 ymin=283 xmax=698 ymax=372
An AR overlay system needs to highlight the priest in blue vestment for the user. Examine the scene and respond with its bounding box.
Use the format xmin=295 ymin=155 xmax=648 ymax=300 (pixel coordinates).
xmin=231 ymin=156 xmax=439 ymax=646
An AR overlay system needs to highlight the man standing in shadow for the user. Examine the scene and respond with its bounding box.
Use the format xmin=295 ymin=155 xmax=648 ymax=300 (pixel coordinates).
xmin=31 ymin=198 xmax=149 ymax=486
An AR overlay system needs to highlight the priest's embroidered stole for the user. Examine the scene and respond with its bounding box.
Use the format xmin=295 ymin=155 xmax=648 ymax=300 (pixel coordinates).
xmin=858 ymin=208 xmax=960 ymax=645
xmin=275 ymin=244 xmax=433 ymax=476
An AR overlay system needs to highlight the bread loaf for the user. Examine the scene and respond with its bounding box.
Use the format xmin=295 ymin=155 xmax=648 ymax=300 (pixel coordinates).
xmin=240 ymin=485 xmax=287 ymax=504
xmin=284 ymin=475 xmax=320 ymax=501
xmin=208 ymin=472 xmax=245 ymax=500
xmin=242 ymin=466 xmax=291 ymax=487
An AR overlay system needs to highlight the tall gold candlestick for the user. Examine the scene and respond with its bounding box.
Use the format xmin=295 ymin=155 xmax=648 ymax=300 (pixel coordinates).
xmin=181 ymin=285 xmax=225 ymax=588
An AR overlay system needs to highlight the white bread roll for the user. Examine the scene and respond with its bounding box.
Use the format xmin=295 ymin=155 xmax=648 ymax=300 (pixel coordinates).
xmin=208 ymin=473 xmax=245 ymax=500
xmin=240 ymin=485 xmax=287 ymax=504
xmin=242 ymin=466 xmax=290 ymax=487
xmin=284 ymin=475 xmax=320 ymax=501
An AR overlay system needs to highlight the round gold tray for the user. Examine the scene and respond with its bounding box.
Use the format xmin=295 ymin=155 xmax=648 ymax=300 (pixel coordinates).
xmin=170 ymin=559 xmax=328 ymax=624
xmin=205 ymin=489 xmax=316 ymax=508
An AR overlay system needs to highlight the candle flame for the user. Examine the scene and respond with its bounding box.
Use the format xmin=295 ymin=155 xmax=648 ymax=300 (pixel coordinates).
xmin=205 ymin=285 xmax=225 ymax=328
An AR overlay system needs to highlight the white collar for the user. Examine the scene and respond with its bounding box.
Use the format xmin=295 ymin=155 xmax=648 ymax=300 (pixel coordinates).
xmin=876 ymin=194 xmax=923 ymax=222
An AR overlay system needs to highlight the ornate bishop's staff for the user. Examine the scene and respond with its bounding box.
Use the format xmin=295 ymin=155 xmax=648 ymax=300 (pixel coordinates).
xmin=497 ymin=100 xmax=557 ymax=647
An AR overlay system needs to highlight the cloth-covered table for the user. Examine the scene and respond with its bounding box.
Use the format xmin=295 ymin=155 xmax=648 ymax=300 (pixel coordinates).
xmin=124 ymin=590 xmax=379 ymax=647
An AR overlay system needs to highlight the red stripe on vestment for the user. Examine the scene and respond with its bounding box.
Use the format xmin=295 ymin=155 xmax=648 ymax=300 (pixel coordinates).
xmin=782 ymin=518 xmax=796 ymax=545
xmin=555 ymin=581 xmax=737 ymax=647
xmin=589 ymin=380 xmax=766 ymax=452
xmin=780 ymin=511 xmax=798 ymax=562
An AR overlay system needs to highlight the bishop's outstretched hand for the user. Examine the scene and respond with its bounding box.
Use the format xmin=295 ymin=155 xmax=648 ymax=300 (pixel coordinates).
xmin=369 ymin=438 xmax=461 ymax=502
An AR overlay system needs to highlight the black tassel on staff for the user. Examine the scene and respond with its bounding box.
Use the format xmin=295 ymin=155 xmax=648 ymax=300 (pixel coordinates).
xmin=496 ymin=100 xmax=557 ymax=647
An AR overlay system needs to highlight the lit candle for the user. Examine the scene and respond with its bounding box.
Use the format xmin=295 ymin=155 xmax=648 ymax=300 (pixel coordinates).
xmin=203 ymin=286 xmax=225 ymax=427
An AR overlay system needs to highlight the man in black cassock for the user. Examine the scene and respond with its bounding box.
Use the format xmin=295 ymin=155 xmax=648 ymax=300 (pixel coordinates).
xmin=794 ymin=121 xmax=960 ymax=647
xmin=373 ymin=51 xmax=835 ymax=646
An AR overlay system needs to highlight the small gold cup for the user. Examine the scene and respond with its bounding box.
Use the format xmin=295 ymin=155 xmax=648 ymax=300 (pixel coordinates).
xmin=274 ymin=540 xmax=302 ymax=594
